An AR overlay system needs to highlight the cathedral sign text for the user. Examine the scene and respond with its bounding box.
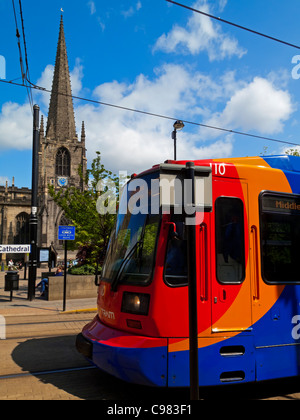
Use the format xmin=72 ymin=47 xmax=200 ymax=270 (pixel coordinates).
xmin=0 ymin=245 xmax=31 ymax=253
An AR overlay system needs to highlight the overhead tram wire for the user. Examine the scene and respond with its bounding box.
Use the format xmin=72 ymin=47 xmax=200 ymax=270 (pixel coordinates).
xmin=5 ymin=1 xmax=300 ymax=147
xmin=18 ymin=0 xmax=33 ymax=110
xmin=11 ymin=0 xmax=33 ymax=113
xmin=165 ymin=0 xmax=300 ymax=50
xmin=1 ymin=77 xmax=300 ymax=148
xmin=5 ymin=1 xmax=300 ymax=148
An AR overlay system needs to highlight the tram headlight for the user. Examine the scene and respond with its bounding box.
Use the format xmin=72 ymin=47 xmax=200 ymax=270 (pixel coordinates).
xmin=121 ymin=292 xmax=150 ymax=315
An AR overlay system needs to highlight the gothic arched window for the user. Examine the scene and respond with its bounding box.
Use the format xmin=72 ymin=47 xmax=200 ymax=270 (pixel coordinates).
xmin=15 ymin=212 xmax=30 ymax=244
xmin=56 ymin=147 xmax=70 ymax=176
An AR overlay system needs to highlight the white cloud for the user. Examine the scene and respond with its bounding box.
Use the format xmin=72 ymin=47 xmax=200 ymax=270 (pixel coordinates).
xmin=122 ymin=1 xmax=142 ymax=18
xmin=70 ymin=58 xmax=84 ymax=96
xmin=34 ymin=59 xmax=84 ymax=117
xmin=0 ymin=63 xmax=294 ymax=177
xmin=0 ymin=102 xmax=32 ymax=150
xmin=73 ymin=67 xmax=294 ymax=175
xmin=34 ymin=64 xmax=53 ymax=110
xmin=208 ymin=77 xmax=294 ymax=135
xmin=153 ymin=0 xmax=246 ymax=60
xmin=87 ymin=1 xmax=96 ymax=15
xmin=75 ymin=64 xmax=235 ymax=175
xmin=218 ymin=0 xmax=227 ymax=12
xmin=0 ymin=176 xmax=9 ymax=186
xmin=0 ymin=59 xmax=85 ymax=152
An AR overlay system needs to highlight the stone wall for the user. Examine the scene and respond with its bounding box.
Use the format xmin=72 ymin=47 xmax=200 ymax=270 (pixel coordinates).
xmin=42 ymin=272 xmax=98 ymax=301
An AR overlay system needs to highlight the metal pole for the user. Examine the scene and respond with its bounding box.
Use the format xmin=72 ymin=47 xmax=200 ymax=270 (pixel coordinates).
xmin=185 ymin=161 xmax=199 ymax=400
xmin=0 ymin=206 xmax=3 ymax=262
xmin=28 ymin=105 xmax=40 ymax=301
xmin=63 ymin=240 xmax=67 ymax=311
xmin=172 ymin=129 xmax=177 ymax=160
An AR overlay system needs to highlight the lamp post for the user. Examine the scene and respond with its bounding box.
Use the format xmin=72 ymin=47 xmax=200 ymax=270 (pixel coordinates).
xmin=171 ymin=120 xmax=184 ymax=161
xmin=28 ymin=104 xmax=40 ymax=301
xmin=0 ymin=206 xmax=3 ymax=263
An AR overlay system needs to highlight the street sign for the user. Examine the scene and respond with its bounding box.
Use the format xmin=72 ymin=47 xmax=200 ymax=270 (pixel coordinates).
xmin=0 ymin=244 xmax=31 ymax=253
xmin=58 ymin=226 xmax=75 ymax=312
xmin=58 ymin=226 xmax=75 ymax=241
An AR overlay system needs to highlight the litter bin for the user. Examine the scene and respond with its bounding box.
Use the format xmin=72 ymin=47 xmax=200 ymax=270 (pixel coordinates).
xmin=5 ymin=271 xmax=19 ymax=301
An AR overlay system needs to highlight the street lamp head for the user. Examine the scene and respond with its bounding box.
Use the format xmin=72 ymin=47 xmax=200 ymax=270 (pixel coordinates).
xmin=173 ymin=120 xmax=184 ymax=131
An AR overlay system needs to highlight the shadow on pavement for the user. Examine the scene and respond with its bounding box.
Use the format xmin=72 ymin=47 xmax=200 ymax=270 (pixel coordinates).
xmin=10 ymin=334 xmax=190 ymax=400
xmin=11 ymin=335 xmax=300 ymax=400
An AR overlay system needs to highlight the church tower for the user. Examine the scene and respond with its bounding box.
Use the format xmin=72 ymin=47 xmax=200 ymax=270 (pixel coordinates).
xmin=38 ymin=15 xmax=87 ymax=250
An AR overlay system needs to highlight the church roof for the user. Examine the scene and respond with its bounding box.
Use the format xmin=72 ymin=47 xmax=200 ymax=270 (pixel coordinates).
xmin=46 ymin=15 xmax=77 ymax=141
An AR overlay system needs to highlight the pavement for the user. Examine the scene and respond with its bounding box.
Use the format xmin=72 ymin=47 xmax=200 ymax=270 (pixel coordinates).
xmin=0 ymin=267 xmax=98 ymax=316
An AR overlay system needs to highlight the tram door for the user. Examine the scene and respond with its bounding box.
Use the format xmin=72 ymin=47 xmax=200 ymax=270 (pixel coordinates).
xmin=211 ymin=180 xmax=252 ymax=333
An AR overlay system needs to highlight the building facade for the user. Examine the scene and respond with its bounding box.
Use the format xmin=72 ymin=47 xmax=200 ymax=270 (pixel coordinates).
xmin=0 ymin=179 xmax=31 ymax=262
xmin=38 ymin=15 xmax=87 ymax=250
xmin=0 ymin=16 xmax=87 ymax=262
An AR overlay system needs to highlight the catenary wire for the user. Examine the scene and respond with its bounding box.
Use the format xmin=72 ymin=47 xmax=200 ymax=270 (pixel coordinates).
xmin=11 ymin=0 xmax=33 ymax=113
xmin=165 ymin=0 xmax=300 ymax=50
xmin=6 ymin=1 xmax=300 ymax=147
xmin=18 ymin=0 xmax=33 ymax=110
xmin=1 ymin=77 xmax=300 ymax=148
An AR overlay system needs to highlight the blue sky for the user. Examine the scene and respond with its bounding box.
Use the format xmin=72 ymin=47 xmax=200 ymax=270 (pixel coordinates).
xmin=1 ymin=0 xmax=300 ymax=188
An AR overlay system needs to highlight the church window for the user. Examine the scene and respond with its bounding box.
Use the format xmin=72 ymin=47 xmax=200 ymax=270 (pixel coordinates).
xmin=56 ymin=147 xmax=70 ymax=176
xmin=15 ymin=212 xmax=30 ymax=244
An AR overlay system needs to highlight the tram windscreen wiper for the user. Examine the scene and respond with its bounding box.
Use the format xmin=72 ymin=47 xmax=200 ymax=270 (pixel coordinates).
xmin=110 ymin=240 xmax=142 ymax=292
xmin=110 ymin=214 xmax=149 ymax=292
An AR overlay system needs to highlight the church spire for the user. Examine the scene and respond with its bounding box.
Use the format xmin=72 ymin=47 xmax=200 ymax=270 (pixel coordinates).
xmin=46 ymin=15 xmax=76 ymax=141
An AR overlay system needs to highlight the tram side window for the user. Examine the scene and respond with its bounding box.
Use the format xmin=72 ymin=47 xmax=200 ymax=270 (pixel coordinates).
xmin=260 ymin=192 xmax=300 ymax=284
xmin=164 ymin=215 xmax=188 ymax=287
xmin=215 ymin=197 xmax=245 ymax=284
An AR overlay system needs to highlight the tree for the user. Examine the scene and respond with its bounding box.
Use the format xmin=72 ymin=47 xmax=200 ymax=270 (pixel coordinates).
xmin=285 ymin=148 xmax=300 ymax=156
xmin=48 ymin=152 xmax=121 ymax=266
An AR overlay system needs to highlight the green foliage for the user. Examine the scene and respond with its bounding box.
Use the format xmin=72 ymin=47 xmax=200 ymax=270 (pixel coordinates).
xmin=68 ymin=264 xmax=96 ymax=275
xmin=48 ymin=152 xmax=122 ymax=265
xmin=285 ymin=148 xmax=300 ymax=156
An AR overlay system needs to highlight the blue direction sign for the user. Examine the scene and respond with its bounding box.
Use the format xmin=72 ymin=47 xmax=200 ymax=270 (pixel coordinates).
xmin=58 ymin=225 xmax=75 ymax=241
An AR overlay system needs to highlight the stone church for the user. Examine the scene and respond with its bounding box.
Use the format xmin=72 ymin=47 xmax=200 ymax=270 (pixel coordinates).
xmin=0 ymin=16 xmax=87 ymax=262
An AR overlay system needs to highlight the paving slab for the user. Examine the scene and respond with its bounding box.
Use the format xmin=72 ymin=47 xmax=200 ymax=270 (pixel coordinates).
xmin=0 ymin=268 xmax=98 ymax=316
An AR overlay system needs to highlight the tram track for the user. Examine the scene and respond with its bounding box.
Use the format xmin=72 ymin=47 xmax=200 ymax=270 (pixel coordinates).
xmin=3 ymin=312 xmax=300 ymax=399
xmin=2 ymin=313 xmax=93 ymax=340
xmin=4 ymin=319 xmax=92 ymax=340
xmin=0 ymin=365 xmax=96 ymax=381
xmin=4 ymin=332 xmax=80 ymax=340
xmin=5 ymin=318 xmax=93 ymax=327
xmin=0 ymin=312 xmax=94 ymax=383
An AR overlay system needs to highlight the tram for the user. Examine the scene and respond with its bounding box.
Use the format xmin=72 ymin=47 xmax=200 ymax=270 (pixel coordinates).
xmin=76 ymin=154 xmax=300 ymax=387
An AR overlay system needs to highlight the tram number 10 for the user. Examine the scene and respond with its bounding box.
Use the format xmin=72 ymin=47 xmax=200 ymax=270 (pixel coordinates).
xmin=209 ymin=162 xmax=226 ymax=176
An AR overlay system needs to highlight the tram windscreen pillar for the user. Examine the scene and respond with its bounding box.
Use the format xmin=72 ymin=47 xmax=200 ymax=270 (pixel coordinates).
xmin=159 ymin=162 xmax=212 ymax=399
xmin=185 ymin=162 xmax=199 ymax=401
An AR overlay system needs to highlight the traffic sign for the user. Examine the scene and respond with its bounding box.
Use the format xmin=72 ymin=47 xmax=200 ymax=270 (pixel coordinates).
xmin=58 ymin=226 xmax=75 ymax=241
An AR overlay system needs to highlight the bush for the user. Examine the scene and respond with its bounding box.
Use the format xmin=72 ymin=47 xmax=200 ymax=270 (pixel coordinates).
xmin=68 ymin=264 xmax=96 ymax=275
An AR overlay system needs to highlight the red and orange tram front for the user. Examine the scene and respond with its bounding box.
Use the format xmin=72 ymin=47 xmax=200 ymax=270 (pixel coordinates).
xmin=77 ymin=155 xmax=300 ymax=387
